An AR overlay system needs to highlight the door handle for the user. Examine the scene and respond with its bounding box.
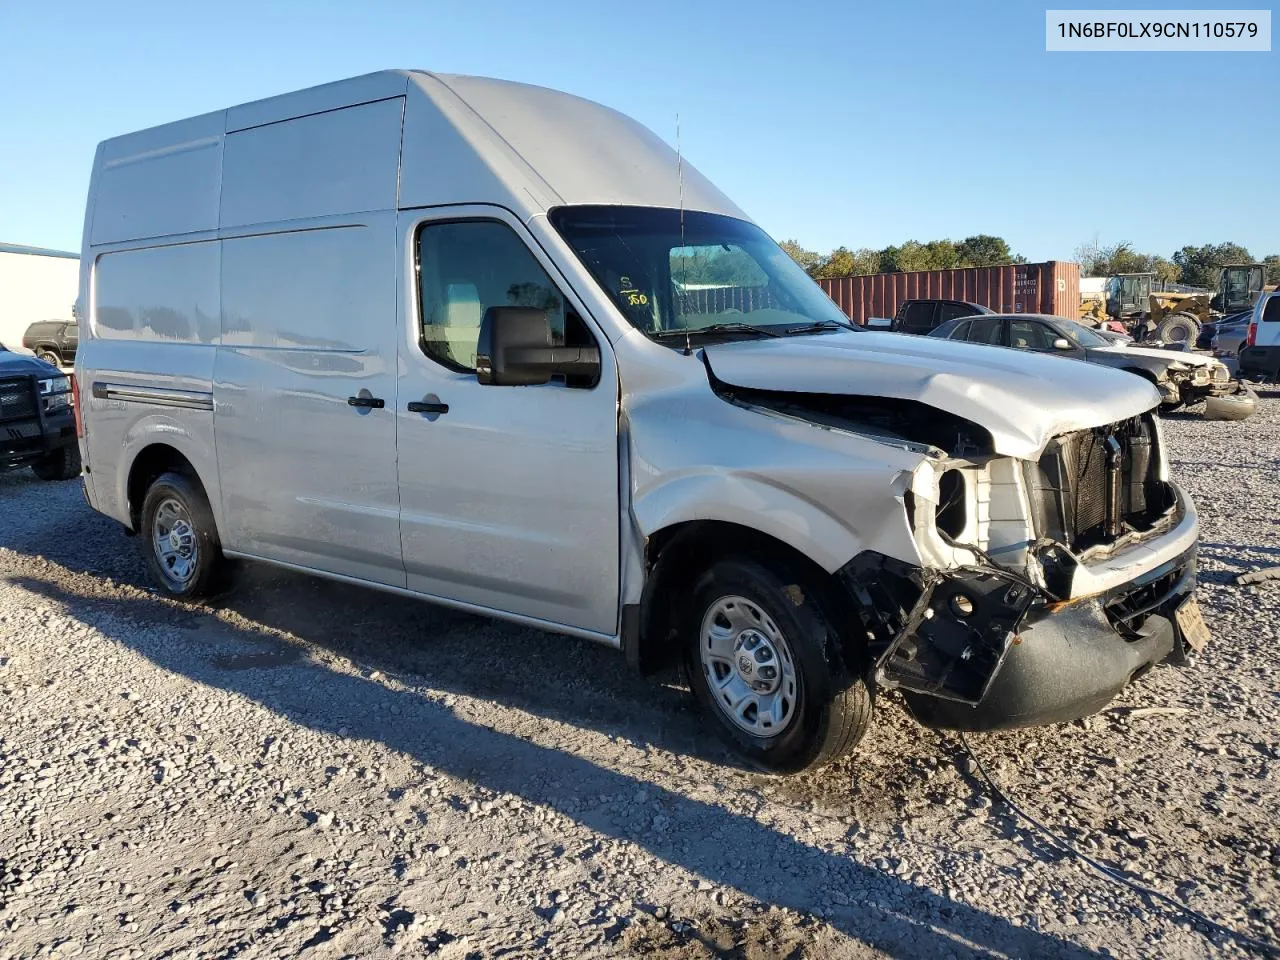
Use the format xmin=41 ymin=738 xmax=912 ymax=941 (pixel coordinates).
xmin=407 ymin=400 xmax=449 ymax=415
xmin=347 ymin=396 xmax=385 ymax=409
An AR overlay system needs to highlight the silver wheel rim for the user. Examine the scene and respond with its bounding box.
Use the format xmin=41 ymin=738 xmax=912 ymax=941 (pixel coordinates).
xmin=152 ymin=497 xmax=198 ymax=586
xmin=699 ymin=595 xmax=798 ymax=736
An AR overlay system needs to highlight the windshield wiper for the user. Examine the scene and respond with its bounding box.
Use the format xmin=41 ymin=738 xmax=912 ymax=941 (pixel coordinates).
xmin=651 ymin=323 xmax=781 ymax=340
xmin=782 ymin=318 xmax=860 ymax=335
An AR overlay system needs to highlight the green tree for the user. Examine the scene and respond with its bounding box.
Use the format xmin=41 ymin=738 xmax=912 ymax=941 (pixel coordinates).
xmin=1264 ymin=254 xmax=1280 ymax=286
xmin=883 ymin=240 xmax=960 ymax=272
xmin=1076 ymin=239 xmax=1193 ymax=289
xmin=1152 ymin=257 xmax=1180 ymax=284
xmin=1074 ymin=241 xmax=1176 ymax=279
xmin=876 ymin=244 xmax=904 ymax=273
xmin=778 ymin=239 xmax=822 ymax=275
xmin=812 ymin=246 xmax=880 ymax=279
xmin=956 ymin=234 xmax=1022 ymax=267
xmin=1172 ymin=242 xmax=1254 ymax=289
xmin=922 ymin=239 xmax=961 ymax=270
xmin=800 ymin=235 xmax=1023 ymax=278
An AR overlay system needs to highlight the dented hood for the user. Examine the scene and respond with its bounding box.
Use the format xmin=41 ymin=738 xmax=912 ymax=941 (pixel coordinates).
xmin=703 ymin=332 xmax=1161 ymax=459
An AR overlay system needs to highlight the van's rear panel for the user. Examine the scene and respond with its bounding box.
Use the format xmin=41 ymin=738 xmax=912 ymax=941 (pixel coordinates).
xmin=79 ymin=78 xmax=408 ymax=571
xmin=78 ymin=108 xmax=226 ymax=528
xmin=80 ymin=242 xmax=221 ymax=528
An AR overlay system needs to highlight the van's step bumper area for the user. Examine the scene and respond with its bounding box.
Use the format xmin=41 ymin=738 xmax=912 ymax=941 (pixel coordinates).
xmin=840 ymin=546 xmax=1199 ymax=731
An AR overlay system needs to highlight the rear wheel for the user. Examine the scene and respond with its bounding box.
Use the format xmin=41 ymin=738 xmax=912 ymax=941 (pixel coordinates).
xmin=140 ymin=471 xmax=228 ymax=599
xmin=1153 ymin=313 xmax=1200 ymax=346
xmin=31 ymin=444 xmax=81 ymax=481
xmin=34 ymin=347 xmax=62 ymax=367
xmin=683 ymin=556 xmax=873 ymax=773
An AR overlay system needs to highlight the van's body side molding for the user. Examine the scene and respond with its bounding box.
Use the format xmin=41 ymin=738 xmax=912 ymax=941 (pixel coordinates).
xmin=91 ymin=382 xmax=214 ymax=411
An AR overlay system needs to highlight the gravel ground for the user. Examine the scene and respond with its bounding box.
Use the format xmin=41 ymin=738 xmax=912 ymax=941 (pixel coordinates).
xmin=1 ymin=396 xmax=1278 ymax=960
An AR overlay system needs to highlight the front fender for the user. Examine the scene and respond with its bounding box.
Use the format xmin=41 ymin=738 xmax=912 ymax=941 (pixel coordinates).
xmin=623 ymin=381 xmax=933 ymax=576
xmin=631 ymin=468 xmax=919 ymax=574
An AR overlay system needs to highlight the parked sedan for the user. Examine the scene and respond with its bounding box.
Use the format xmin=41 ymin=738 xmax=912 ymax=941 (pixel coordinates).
xmin=1211 ymin=313 xmax=1252 ymax=360
xmin=1198 ymin=311 xmax=1251 ymax=352
xmin=929 ymin=313 xmax=1245 ymax=410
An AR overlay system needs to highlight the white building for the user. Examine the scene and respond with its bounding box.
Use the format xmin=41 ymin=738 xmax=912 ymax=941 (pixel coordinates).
xmin=0 ymin=243 xmax=79 ymax=353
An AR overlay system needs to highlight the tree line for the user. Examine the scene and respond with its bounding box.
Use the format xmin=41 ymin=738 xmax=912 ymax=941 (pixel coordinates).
xmin=1074 ymin=241 xmax=1280 ymax=290
xmin=781 ymin=235 xmax=1280 ymax=290
xmin=780 ymin=235 xmax=1024 ymax=279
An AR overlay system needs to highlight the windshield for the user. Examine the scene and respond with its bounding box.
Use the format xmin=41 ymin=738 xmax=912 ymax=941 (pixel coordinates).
xmin=1061 ymin=320 xmax=1112 ymax=348
xmin=549 ymin=206 xmax=856 ymax=339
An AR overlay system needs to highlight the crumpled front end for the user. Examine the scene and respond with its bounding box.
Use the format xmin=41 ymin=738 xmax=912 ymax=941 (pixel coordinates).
xmin=1163 ymin=359 xmax=1254 ymax=417
xmin=638 ymin=339 xmax=1206 ymax=730
xmin=835 ymin=410 xmax=1204 ymax=730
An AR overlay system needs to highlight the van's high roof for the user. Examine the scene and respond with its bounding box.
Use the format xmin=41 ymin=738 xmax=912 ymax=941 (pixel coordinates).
xmin=86 ymin=70 xmax=746 ymax=248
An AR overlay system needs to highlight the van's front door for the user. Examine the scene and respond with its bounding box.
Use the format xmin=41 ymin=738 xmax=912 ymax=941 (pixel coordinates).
xmin=395 ymin=209 xmax=620 ymax=637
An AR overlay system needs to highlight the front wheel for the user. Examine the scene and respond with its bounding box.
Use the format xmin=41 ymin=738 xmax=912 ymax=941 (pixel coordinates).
xmin=140 ymin=472 xmax=228 ymax=599
xmin=684 ymin=557 xmax=873 ymax=773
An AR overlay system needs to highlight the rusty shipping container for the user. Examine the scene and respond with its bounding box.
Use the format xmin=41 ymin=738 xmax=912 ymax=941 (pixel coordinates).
xmin=817 ymin=262 xmax=1080 ymax=326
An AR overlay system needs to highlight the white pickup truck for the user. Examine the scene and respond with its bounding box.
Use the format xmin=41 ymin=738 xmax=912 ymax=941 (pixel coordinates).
xmin=75 ymin=70 xmax=1205 ymax=773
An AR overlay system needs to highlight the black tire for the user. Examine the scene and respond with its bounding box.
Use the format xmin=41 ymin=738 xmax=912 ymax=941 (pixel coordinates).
xmin=34 ymin=348 xmax=62 ymax=367
xmin=1153 ymin=313 xmax=1200 ymax=346
xmin=30 ymin=444 xmax=81 ymax=481
xmin=683 ymin=556 xmax=873 ymax=773
xmin=140 ymin=471 xmax=228 ymax=600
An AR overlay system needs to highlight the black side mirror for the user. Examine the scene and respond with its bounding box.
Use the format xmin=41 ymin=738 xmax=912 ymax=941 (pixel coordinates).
xmin=475 ymin=307 xmax=601 ymax=387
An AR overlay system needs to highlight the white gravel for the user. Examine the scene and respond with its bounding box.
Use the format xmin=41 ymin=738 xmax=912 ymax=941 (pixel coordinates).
xmin=1 ymin=395 xmax=1278 ymax=959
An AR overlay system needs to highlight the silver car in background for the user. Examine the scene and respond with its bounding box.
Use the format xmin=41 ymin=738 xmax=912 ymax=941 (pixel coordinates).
xmin=929 ymin=312 xmax=1247 ymax=411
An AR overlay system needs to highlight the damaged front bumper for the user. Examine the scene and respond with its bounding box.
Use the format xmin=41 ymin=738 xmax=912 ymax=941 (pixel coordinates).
xmin=1173 ymin=368 xmax=1249 ymax=405
xmin=839 ymin=488 xmax=1203 ymax=731
xmin=1178 ymin=375 xmax=1257 ymax=420
xmin=906 ymin=548 xmax=1197 ymax=730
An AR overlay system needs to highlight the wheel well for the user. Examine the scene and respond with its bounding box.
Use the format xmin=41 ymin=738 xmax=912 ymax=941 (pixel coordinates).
xmin=1124 ymin=367 xmax=1159 ymax=385
xmin=126 ymin=444 xmax=206 ymax=531
xmin=633 ymin=520 xmax=859 ymax=676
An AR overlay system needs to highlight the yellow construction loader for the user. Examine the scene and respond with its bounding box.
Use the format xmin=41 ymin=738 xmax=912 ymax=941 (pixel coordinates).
xmin=1080 ymin=265 xmax=1272 ymax=344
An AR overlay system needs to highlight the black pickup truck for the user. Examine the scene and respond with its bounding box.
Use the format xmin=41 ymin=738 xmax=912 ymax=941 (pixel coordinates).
xmin=0 ymin=344 xmax=81 ymax=480
xmin=21 ymin=319 xmax=78 ymax=367
xmin=891 ymin=299 xmax=994 ymax=336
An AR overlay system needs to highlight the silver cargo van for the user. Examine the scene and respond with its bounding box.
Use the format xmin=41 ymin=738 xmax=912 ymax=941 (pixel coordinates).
xmin=76 ymin=71 xmax=1206 ymax=772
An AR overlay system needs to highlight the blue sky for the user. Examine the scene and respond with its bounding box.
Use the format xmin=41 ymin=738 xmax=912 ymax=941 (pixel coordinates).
xmin=1 ymin=0 xmax=1274 ymax=261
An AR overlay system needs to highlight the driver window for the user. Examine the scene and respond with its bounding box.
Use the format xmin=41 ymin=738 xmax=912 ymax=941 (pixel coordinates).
xmin=417 ymin=220 xmax=569 ymax=371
